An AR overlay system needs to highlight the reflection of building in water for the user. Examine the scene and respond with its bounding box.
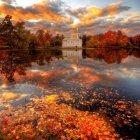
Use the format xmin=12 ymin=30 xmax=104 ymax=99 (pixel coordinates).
xmin=63 ymin=50 xmax=82 ymax=72
xmin=62 ymin=28 xmax=82 ymax=48
xmin=62 ymin=50 xmax=82 ymax=59
xmin=71 ymin=57 xmax=79 ymax=72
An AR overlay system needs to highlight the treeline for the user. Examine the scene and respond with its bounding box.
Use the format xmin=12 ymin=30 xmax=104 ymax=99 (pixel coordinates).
xmin=0 ymin=15 xmax=140 ymax=49
xmin=82 ymin=31 xmax=140 ymax=48
xmin=0 ymin=15 xmax=64 ymax=49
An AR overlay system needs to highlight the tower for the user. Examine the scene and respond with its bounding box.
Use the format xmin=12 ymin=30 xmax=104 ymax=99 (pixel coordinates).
xmin=71 ymin=28 xmax=79 ymax=39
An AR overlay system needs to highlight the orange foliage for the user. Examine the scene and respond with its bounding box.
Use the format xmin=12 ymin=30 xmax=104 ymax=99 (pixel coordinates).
xmin=86 ymin=30 xmax=130 ymax=48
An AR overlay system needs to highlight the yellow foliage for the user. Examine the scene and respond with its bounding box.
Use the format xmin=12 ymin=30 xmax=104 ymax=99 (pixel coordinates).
xmin=46 ymin=95 xmax=58 ymax=103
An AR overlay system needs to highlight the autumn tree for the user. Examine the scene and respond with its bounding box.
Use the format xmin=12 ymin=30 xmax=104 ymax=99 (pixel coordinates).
xmin=44 ymin=30 xmax=52 ymax=47
xmin=0 ymin=15 xmax=14 ymax=48
xmin=86 ymin=30 xmax=130 ymax=48
xmin=116 ymin=30 xmax=130 ymax=47
xmin=13 ymin=21 xmax=30 ymax=49
xmin=86 ymin=34 xmax=102 ymax=48
xmin=36 ymin=30 xmax=45 ymax=47
xmin=102 ymin=31 xmax=118 ymax=46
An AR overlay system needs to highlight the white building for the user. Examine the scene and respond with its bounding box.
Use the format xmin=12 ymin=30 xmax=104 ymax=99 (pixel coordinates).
xmin=62 ymin=31 xmax=82 ymax=48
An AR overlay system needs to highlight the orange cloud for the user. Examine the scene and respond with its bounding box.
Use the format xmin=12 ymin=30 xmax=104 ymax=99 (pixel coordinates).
xmin=71 ymin=2 xmax=130 ymax=28
xmin=0 ymin=1 xmax=72 ymax=23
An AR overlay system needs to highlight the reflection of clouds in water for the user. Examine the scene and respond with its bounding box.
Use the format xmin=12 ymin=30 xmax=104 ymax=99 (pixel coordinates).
xmin=80 ymin=57 xmax=140 ymax=80
xmin=69 ymin=66 xmax=101 ymax=87
xmin=0 ymin=50 xmax=140 ymax=106
xmin=0 ymin=92 xmax=28 ymax=102
xmin=0 ymin=83 xmax=8 ymax=89
xmin=0 ymin=83 xmax=46 ymax=107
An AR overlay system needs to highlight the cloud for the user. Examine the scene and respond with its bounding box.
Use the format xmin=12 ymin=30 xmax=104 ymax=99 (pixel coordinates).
xmin=70 ymin=2 xmax=131 ymax=28
xmin=66 ymin=7 xmax=87 ymax=18
xmin=0 ymin=0 xmax=139 ymax=36
xmin=26 ymin=20 xmax=72 ymax=34
xmin=0 ymin=0 xmax=13 ymax=4
xmin=47 ymin=0 xmax=65 ymax=14
xmin=0 ymin=0 xmax=72 ymax=23
xmin=67 ymin=2 xmax=140 ymax=36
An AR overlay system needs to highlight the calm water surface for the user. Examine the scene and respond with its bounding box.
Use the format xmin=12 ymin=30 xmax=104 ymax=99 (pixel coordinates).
xmin=0 ymin=48 xmax=140 ymax=139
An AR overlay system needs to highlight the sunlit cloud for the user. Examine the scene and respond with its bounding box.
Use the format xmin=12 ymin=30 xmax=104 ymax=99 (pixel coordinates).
xmin=0 ymin=0 xmax=72 ymax=23
xmin=0 ymin=0 xmax=139 ymax=35
xmin=70 ymin=2 xmax=131 ymax=27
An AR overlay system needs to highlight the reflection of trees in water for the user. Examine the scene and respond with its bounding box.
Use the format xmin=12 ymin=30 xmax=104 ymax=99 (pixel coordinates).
xmin=0 ymin=49 xmax=63 ymax=82
xmin=0 ymin=50 xmax=31 ymax=82
xmin=0 ymin=48 xmax=140 ymax=82
xmin=83 ymin=48 xmax=140 ymax=64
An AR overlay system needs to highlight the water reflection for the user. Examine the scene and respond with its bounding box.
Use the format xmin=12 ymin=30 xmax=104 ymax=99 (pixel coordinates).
xmin=0 ymin=48 xmax=140 ymax=139
xmin=0 ymin=49 xmax=140 ymax=100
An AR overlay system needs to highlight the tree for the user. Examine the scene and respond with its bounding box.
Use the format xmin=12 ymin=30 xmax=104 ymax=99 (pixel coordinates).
xmin=86 ymin=34 xmax=102 ymax=48
xmin=0 ymin=15 xmax=14 ymax=48
xmin=117 ymin=30 xmax=130 ymax=47
xmin=44 ymin=30 xmax=52 ymax=47
xmin=36 ymin=30 xmax=46 ymax=48
xmin=13 ymin=21 xmax=30 ymax=49
xmin=102 ymin=30 xmax=118 ymax=46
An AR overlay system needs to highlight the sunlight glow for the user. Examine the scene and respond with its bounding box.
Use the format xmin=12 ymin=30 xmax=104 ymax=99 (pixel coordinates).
xmin=71 ymin=64 xmax=79 ymax=72
xmin=14 ymin=0 xmax=43 ymax=7
xmin=0 ymin=84 xmax=8 ymax=89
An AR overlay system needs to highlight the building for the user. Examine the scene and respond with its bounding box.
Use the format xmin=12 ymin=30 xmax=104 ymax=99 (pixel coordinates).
xmin=62 ymin=29 xmax=82 ymax=48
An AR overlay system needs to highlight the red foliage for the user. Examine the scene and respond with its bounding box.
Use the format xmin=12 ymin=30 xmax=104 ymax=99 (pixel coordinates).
xmin=86 ymin=30 xmax=131 ymax=48
xmin=3 ymin=117 xmax=8 ymax=123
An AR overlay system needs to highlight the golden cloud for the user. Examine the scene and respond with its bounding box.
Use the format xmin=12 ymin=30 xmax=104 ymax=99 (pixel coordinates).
xmin=0 ymin=1 xmax=72 ymax=23
xmin=71 ymin=2 xmax=130 ymax=28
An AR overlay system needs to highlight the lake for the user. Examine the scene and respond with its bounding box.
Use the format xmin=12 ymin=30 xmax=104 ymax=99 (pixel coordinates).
xmin=0 ymin=48 xmax=140 ymax=139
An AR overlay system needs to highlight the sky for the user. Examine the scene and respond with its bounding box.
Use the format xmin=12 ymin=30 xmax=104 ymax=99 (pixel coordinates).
xmin=0 ymin=0 xmax=140 ymax=36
